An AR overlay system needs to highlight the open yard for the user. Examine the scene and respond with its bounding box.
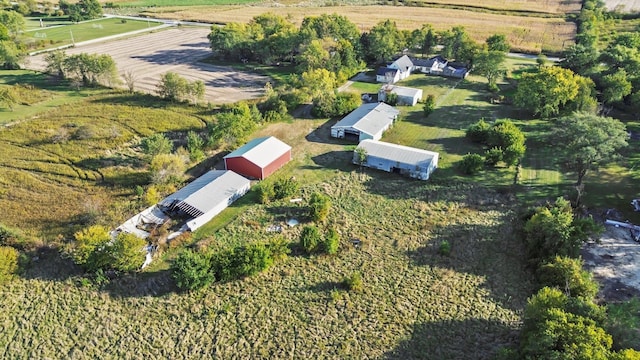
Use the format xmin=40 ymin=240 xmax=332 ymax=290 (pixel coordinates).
xmin=138 ymin=5 xmax=575 ymax=54
xmin=27 ymin=27 xmax=269 ymax=104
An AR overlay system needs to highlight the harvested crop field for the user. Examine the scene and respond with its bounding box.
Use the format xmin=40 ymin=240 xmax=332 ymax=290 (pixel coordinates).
xmin=142 ymin=5 xmax=576 ymax=53
xmin=602 ymin=0 xmax=640 ymax=11
xmin=28 ymin=27 xmax=268 ymax=104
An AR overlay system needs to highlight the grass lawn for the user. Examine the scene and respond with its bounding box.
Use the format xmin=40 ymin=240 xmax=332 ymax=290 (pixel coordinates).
xmin=23 ymin=18 xmax=161 ymax=51
xmin=24 ymin=16 xmax=74 ymax=30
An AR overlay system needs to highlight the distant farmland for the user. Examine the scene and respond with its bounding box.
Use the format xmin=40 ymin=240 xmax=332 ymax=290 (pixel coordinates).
xmin=140 ymin=5 xmax=576 ymax=53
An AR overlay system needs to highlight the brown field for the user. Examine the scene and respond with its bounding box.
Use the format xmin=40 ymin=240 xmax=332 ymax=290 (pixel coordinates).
xmin=141 ymin=6 xmax=575 ymax=53
xmin=27 ymin=28 xmax=269 ymax=104
xmin=100 ymin=0 xmax=581 ymax=14
xmin=602 ymin=0 xmax=640 ymax=11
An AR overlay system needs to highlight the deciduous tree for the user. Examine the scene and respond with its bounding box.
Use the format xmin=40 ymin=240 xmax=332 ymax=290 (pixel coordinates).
xmin=553 ymin=113 xmax=628 ymax=186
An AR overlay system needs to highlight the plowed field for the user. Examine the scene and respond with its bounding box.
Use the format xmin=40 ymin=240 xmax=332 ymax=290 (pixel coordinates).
xmin=29 ymin=27 xmax=268 ymax=104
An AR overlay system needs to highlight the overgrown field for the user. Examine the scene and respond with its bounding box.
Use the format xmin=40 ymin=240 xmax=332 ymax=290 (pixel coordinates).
xmin=1 ymin=173 xmax=533 ymax=359
xmin=0 ymin=82 xmax=205 ymax=238
xmin=138 ymin=5 xmax=575 ymax=53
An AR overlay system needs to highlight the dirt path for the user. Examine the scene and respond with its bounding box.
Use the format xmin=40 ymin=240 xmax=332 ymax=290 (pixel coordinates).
xmin=27 ymin=27 xmax=268 ymax=104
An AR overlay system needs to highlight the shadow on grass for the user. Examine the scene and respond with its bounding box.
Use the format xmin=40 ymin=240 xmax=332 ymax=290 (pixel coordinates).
xmin=103 ymin=269 xmax=176 ymax=298
xmin=22 ymin=247 xmax=83 ymax=282
xmin=307 ymin=280 xmax=344 ymax=293
xmin=310 ymin=150 xmax=355 ymax=172
xmin=384 ymin=318 xmax=518 ymax=360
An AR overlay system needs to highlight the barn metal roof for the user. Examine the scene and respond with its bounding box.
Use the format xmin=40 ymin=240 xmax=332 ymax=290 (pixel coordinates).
xmin=223 ymin=136 xmax=291 ymax=168
xmin=357 ymin=139 xmax=439 ymax=167
xmin=379 ymin=84 xmax=423 ymax=99
xmin=159 ymin=170 xmax=250 ymax=218
xmin=332 ymin=103 xmax=400 ymax=137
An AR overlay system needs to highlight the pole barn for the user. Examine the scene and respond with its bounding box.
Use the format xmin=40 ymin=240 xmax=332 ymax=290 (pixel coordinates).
xmin=224 ymin=136 xmax=292 ymax=180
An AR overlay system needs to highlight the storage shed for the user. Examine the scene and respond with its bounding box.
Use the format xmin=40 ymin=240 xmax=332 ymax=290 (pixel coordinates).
xmin=378 ymin=84 xmax=423 ymax=106
xmin=354 ymin=140 xmax=439 ymax=180
xmin=159 ymin=170 xmax=251 ymax=231
xmin=224 ymin=136 xmax=292 ymax=180
xmin=331 ymin=103 xmax=400 ymax=142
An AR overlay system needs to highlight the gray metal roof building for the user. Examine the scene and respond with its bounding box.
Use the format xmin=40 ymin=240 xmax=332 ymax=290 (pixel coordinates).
xmin=331 ymin=103 xmax=400 ymax=142
xmin=160 ymin=170 xmax=251 ymax=231
xmin=354 ymin=140 xmax=439 ymax=180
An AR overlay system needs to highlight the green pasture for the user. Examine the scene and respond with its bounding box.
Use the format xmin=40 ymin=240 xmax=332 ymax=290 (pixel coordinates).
xmin=24 ymin=18 xmax=160 ymax=50
xmin=24 ymin=16 xmax=74 ymax=30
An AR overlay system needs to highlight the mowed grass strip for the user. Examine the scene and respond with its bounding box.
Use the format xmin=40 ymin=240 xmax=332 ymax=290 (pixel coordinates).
xmin=24 ymin=18 xmax=160 ymax=50
xmin=141 ymin=5 xmax=575 ymax=53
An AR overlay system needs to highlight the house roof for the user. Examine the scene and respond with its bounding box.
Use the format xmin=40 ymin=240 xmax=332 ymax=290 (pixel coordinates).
xmin=376 ymin=67 xmax=399 ymax=76
xmin=332 ymin=103 xmax=400 ymax=136
xmin=224 ymin=136 xmax=291 ymax=168
xmin=160 ymin=170 xmax=250 ymax=218
xmin=391 ymin=55 xmax=414 ymax=72
xmin=380 ymin=84 xmax=423 ymax=99
xmin=357 ymin=139 xmax=439 ymax=168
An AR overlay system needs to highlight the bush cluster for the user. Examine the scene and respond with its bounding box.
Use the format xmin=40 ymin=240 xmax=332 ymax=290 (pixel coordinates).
xmin=172 ymin=238 xmax=289 ymax=291
xmin=257 ymin=177 xmax=300 ymax=204
xmin=299 ymin=225 xmax=340 ymax=255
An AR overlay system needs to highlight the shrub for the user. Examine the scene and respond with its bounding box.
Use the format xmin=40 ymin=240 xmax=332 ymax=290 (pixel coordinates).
xmin=322 ymin=228 xmax=340 ymax=255
xmin=150 ymin=153 xmax=186 ymax=185
xmin=0 ymin=246 xmax=19 ymax=283
xmin=171 ymin=249 xmax=214 ymax=291
xmin=438 ymin=240 xmax=451 ymax=256
xmin=186 ymin=131 xmax=205 ymax=162
xmin=466 ymin=119 xmax=491 ymax=143
xmin=308 ymin=192 xmax=331 ymax=222
xmin=141 ymin=133 xmax=173 ymax=156
xmin=384 ymin=92 xmax=398 ymax=106
xmin=211 ymin=243 xmax=274 ymax=281
xmin=268 ymin=236 xmax=291 ymax=262
xmin=343 ymin=271 xmax=363 ymax=292
xmin=300 ymin=226 xmax=321 ymax=254
xmin=256 ymin=182 xmax=275 ymax=204
xmin=273 ymin=177 xmax=299 ymax=200
xmin=237 ymin=243 xmax=273 ymax=277
xmin=423 ymin=94 xmax=436 ymax=116
xmin=111 ymin=232 xmax=146 ymax=272
xmin=70 ymin=225 xmax=111 ymax=269
xmin=459 ymin=153 xmax=484 ymax=175
xmin=536 ymin=256 xmax=598 ymax=299
xmin=484 ymin=147 xmax=503 ymax=166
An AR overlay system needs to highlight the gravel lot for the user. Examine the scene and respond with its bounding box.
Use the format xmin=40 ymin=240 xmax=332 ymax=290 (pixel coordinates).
xmin=28 ymin=27 xmax=268 ymax=104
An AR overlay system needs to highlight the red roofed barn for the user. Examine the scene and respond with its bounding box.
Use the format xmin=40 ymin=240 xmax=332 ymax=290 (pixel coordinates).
xmin=223 ymin=136 xmax=292 ymax=180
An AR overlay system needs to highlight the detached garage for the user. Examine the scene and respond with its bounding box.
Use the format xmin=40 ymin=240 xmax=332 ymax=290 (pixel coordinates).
xmin=331 ymin=103 xmax=400 ymax=142
xmin=354 ymin=140 xmax=439 ymax=180
xmin=224 ymin=136 xmax=292 ymax=180
xmin=159 ymin=170 xmax=251 ymax=231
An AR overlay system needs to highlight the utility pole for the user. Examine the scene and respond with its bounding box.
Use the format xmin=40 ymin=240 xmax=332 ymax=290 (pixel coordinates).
xmin=70 ymin=30 xmax=75 ymax=46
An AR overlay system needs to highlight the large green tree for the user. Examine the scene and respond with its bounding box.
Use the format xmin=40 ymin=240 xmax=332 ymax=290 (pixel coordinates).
xmin=514 ymin=66 xmax=590 ymax=118
xmin=473 ymin=50 xmax=506 ymax=90
xmin=365 ymin=20 xmax=402 ymax=63
xmin=524 ymin=197 xmax=602 ymax=264
xmin=553 ymin=113 xmax=628 ymax=186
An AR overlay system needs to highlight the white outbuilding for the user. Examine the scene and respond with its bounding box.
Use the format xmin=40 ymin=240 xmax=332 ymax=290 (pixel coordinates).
xmin=159 ymin=170 xmax=251 ymax=231
xmin=378 ymin=84 xmax=423 ymax=106
xmin=331 ymin=102 xmax=400 ymax=142
xmin=354 ymin=139 xmax=439 ymax=180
